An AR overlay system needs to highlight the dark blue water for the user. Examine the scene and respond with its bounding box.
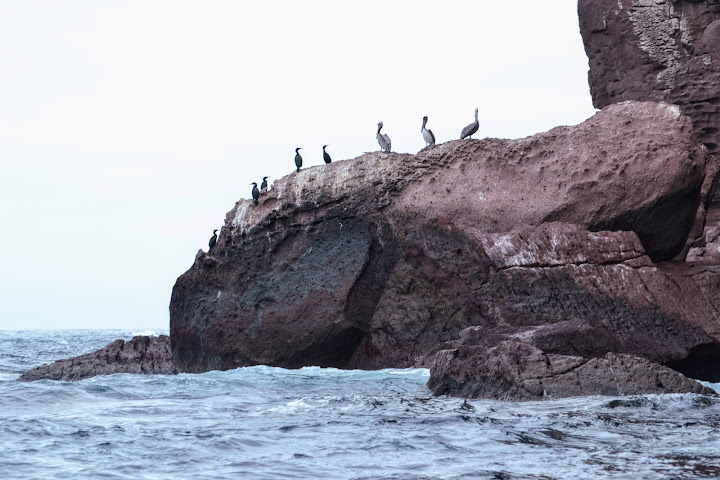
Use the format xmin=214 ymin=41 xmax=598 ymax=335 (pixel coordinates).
xmin=1 ymin=330 xmax=720 ymax=479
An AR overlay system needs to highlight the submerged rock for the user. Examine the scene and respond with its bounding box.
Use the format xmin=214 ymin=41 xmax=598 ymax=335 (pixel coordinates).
xmin=18 ymin=335 xmax=175 ymax=382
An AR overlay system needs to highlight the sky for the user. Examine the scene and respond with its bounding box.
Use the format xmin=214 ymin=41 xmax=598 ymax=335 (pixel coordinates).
xmin=0 ymin=0 xmax=597 ymax=330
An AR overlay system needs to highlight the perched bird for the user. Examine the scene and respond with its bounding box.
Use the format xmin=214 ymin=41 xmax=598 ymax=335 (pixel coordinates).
xmin=261 ymin=176 xmax=269 ymax=193
xmin=251 ymin=182 xmax=260 ymax=205
xmin=208 ymin=229 xmax=218 ymax=252
xmin=421 ymin=116 xmax=435 ymax=147
xmin=295 ymin=147 xmax=303 ymax=172
xmin=460 ymin=108 xmax=480 ymax=140
xmin=377 ymin=122 xmax=391 ymax=152
xmin=322 ymin=145 xmax=332 ymax=164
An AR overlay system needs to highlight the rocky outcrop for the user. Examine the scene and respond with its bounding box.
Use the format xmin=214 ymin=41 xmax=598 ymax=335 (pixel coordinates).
xmin=170 ymin=101 xmax=720 ymax=400
xmin=18 ymin=336 xmax=175 ymax=382
xmin=428 ymin=341 xmax=714 ymax=401
xmin=578 ymin=0 xmax=720 ymax=252
xmin=417 ymin=224 xmax=720 ymax=373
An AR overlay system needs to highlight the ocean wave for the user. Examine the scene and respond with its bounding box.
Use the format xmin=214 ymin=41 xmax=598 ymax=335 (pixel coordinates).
xmin=130 ymin=330 xmax=159 ymax=337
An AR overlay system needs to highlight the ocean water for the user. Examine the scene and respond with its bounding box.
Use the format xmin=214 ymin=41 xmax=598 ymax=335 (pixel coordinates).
xmin=1 ymin=330 xmax=720 ymax=480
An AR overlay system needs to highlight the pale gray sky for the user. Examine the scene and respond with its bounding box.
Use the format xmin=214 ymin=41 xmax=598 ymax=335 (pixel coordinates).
xmin=0 ymin=0 xmax=596 ymax=329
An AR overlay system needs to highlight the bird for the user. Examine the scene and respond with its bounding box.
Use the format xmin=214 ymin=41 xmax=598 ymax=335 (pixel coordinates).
xmin=322 ymin=145 xmax=332 ymax=164
xmin=261 ymin=176 xmax=268 ymax=193
xmin=421 ymin=116 xmax=435 ymax=148
xmin=377 ymin=122 xmax=391 ymax=152
xmin=460 ymin=108 xmax=479 ymax=139
xmin=208 ymin=229 xmax=218 ymax=252
xmin=251 ymin=182 xmax=260 ymax=205
xmin=295 ymin=147 xmax=303 ymax=172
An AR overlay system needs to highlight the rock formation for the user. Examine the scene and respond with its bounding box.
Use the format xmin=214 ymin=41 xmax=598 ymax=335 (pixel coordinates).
xmin=169 ymin=101 xmax=720 ymax=399
xmin=428 ymin=341 xmax=715 ymax=401
xmin=578 ymin=0 xmax=720 ymax=258
xmin=18 ymin=336 xmax=175 ymax=382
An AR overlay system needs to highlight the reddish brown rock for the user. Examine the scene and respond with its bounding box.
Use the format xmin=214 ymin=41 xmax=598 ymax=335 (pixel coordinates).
xmin=578 ymin=0 xmax=720 ymax=246
xmin=18 ymin=336 xmax=175 ymax=382
xmin=170 ymin=102 xmax=720 ymax=386
xmin=427 ymin=341 xmax=715 ymax=401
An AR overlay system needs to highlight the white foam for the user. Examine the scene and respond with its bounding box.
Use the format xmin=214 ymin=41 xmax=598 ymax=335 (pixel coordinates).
xmin=131 ymin=330 xmax=158 ymax=337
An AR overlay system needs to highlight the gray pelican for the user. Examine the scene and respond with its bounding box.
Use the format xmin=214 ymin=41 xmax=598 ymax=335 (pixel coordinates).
xmin=323 ymin=145 xmax=332 ymax=164
xmin=251 ymin=182 xmax=260 ymax=205
xmin=377 ymin=122 xmax=391 ymax=152
xmin=208 ymin=229 xmax=218 ymax=252
xmin=261 ymin=176 xmax=268 ymax=193
xmin=421 ymin=116 xmax=435 ymax=147
xmin=460 ymin=108 xmax=479 ymax=139
xmin=294 ymin=147 xmax=303 ymax=172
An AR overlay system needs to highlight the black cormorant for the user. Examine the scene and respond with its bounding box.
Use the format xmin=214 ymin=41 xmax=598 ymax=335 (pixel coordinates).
xmin=421 ymin=116 xmax=435 ymax=147
xmin=295 ymin=147 xmax=303 ymax=172
xmin=323 ymin=145 xmax=332 ymax=164
xmin=460 ymin=108 xmax=479 ymax=139
xmin=208 ymin=229 xmax=218 ymax=252
xmin=377 ymin=122 xmax=391 ymax=152
xmin=251 ymin=182 xmax=260 ymax=205
xmin=261 ymin=176 xmax=268 ymax=192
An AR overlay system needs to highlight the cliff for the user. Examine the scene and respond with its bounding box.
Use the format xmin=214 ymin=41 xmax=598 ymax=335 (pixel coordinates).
xmin=578 ymin=0 xmax=720 ymax=259
xmin=168 ymin=101 xmax=720 ymax=399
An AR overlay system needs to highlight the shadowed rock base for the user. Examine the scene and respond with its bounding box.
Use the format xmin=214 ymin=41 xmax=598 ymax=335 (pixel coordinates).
xmin=18 ymin=336 xmax=176 ymax=382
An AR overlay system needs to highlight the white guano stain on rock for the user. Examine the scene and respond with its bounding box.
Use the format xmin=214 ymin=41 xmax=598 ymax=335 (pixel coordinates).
xmin=628 ymin=1 xmax=686 ymax=86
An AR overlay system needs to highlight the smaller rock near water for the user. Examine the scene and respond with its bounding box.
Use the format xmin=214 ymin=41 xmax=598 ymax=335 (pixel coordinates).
xmin=18 ymin=335 xmax=176 ymax=382
xmin=428 ymin=341 xmax=715 ymax=401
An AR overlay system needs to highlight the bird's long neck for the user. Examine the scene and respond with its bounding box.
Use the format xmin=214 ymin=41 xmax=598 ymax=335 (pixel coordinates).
xmin=422 ymin=118 xmax=427 ymax=129
xmin=377 ymin=124 xmax=382 ymax=134
xmin=475 ymin=110 xmax=479 ymax=122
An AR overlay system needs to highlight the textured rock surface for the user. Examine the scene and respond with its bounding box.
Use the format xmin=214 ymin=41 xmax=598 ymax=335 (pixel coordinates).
xmin=417 ymin=224 xmax=720 ymax=374
xmin=170 ymin=101 xmax=720 ymax=387
xmin=578 ymin=0 xmax=720 ymax=247
xmin=18 ymin=336 xmax=175 ymax=382
xmin=427 ymin=341 xmax=715 ymax=401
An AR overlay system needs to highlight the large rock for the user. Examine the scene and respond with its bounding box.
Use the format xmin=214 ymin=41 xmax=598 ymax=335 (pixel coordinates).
xmin=578 ymin=0 xmax=720 ymax=250
xmin=427 ymin=340 xmax=714 ymax=401
xmin=421 ymin=223 xmax=720 ymax=364
xmin=18 ymin=336 xmax=175 ymax=382
xmin=170 ymin=101 xmax=720 ymax=385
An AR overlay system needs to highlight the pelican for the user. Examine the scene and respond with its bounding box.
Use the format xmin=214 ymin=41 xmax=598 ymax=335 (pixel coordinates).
xmin=460 ymin=108 xmax=479 ymax=139
xmin=294 ymin=148 xmax=303 ymax=172
xmin=421 ymin=116 xmax=435 ymax=148
xmin=208 ymin=229 xmax=218 ymax=252
xmin=251 ymin=182 xmax=260 ymax=205
xmin=377 ymin=122 xmax=391 ymax=152
xmin=261 ymin=176 xmax=268 ymax=193
xmin=322 ymin=145 xmax=332 ymax=164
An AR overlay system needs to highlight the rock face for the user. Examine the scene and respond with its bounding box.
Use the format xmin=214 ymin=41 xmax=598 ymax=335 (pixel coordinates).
xmin=428 ymin=341 xmax=715 ymax=401
xmin=170 ymin=101 xmax=720 ymax=400
xmin=18 ymin=336 xmax=175 ymax=382
xmin=578 ymin=0 xmax=720 ymax=251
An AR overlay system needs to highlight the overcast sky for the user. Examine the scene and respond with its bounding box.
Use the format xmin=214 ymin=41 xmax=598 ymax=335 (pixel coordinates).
xmin=0 ymin=0 xmax=596 ymax=330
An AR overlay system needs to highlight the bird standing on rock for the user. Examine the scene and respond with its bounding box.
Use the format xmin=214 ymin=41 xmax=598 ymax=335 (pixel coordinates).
xmin=421 ymin=116 xmax=435 ymax=148
xmin=323 ymin=145 xmax=332 ymax=164
xmin=208 ymin=229 xmax=218 ymax=252
xmin=377 ymin=122 xmax=391 ymax=152
xmin=251 ymin=182 xmax=260 ymax=205
xmin=295 ymin=147 xmax=303 ymax=172
xmin=261 ymin=176 xmax=268 ymax=193
xmin=460 ymin=108 xmax=479 ymax=139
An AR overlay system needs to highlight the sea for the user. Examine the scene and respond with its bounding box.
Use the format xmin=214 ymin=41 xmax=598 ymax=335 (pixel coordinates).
xmin=1 ymin=330 xmax=720 ymax=480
